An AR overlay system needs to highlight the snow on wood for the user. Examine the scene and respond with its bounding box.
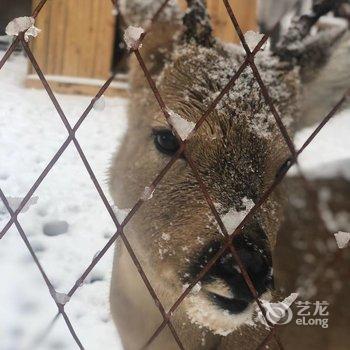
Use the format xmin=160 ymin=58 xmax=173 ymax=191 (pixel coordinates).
xmin=334 ymin=231 xmax=350 ymax=249
xmin=168 ymin=109 xmax=195 ymax=141
xmin=124 ymin=26 xmax=145 ymax=50
xmin=5 ymin=17 xmax=41 ymax=42
xmin=27 ymin=73 xmax=129 ymax=90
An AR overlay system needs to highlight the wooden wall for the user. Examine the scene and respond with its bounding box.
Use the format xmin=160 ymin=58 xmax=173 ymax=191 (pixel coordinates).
xmin=28 ymin=0 xmax=115 ymax=78
xmin=26 ymin=0 xmax=120 ymax=96
xmin=26 ymin=0 xmax=257 ymax=96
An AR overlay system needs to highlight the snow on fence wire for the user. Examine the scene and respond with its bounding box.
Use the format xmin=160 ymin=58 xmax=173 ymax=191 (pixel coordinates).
xmin=0 ymin=0 xmax=349 ymax=349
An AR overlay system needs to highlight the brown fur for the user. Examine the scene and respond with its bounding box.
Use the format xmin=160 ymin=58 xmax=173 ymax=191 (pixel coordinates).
xmin=109 ymin=2 xmax=349 ymax=349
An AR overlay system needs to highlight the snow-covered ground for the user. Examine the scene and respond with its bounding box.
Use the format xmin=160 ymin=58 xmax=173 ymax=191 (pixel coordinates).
xmin=0 ymin=52 xmax=349 ymax=350
xmin=0 ymin=53 xmax=127 ymax=350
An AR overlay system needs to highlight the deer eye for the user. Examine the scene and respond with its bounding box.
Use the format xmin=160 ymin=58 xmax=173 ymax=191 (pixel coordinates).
xmin=153 ymin=129 xmax=180 ymax=155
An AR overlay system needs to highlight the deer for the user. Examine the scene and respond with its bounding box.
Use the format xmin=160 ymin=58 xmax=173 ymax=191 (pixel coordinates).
xmin=108 ymin=0 xmax=350 ymax=349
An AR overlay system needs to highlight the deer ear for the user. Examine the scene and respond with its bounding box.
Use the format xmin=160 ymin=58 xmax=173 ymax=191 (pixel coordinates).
xmin=299 ymin=24 xmax=350 ymax=127
xmin=276 ymin=17 xmax=349 ymax=128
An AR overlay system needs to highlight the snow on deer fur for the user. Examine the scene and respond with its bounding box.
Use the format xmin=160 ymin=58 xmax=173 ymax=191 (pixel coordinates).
xmin=334 ymin=231 xmax=350 ymax=249
xmin=221 ymin=197 xmax=255 ymax=234
xmin=124 ymin=26 xmax=145 ymax=50
xmin=186 ymin=292 xmax=258 ymax=336
xmin=168 ymin=109 xmax=195 ymax=140
xmin=5 ymin=16 xmax=41 ymax=42
xmin=141 ymin=186 xmax=155 ymax=201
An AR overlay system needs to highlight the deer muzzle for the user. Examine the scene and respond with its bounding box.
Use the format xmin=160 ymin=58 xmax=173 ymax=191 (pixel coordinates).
xmin=187 ymin=229 xmax=273 ymax=314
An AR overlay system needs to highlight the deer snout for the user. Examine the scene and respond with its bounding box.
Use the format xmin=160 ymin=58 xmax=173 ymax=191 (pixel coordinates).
xmin=188 ymin=232 xmax=273 ymax=314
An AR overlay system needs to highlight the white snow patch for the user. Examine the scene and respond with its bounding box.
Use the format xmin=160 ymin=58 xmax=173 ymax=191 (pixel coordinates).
xmin=318 ymin=188 xmax=350 ymax=233
xmin=3 ymin=196 xmax=38 ymax=213
xmin=52 ymin=291 xmax=71 ymax=306
xmin=221 ymin=197 xmax=254 ymax=234
xmin=5 ymin=17 xmax=41 ymax=42
xmin=161 ymin=232 xmax=170 ymax=241
xmin=334 ymin=231 xmax=350 ymax=249
xmin=244 ymin=30 xmax=265 ymax=51
xmin=124 ymin=26 xmax=144 ymax=50
xmin=168 ymin=109 xmax=195 ymax=140
xmin=290 ymin=109 xmax=350 ymax=178
xmin=186 ymin=291 xmax=262 ymax=336
xmin=141 ymin=186 xmax=155 ymax=201
xmin=93 ymin=95 xmax=106 ymax=111
xmin=192 ymin=282 xmax=202 ymax=294
xmin=112 ymin=206 xmax=130 ymax=224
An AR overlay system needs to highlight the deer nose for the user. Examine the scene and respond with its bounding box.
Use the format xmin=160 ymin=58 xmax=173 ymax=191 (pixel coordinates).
xmin=189 ymin=233 xmax=273 ymax=314
xmin=212 ymin=244 xmax=273 ymax=303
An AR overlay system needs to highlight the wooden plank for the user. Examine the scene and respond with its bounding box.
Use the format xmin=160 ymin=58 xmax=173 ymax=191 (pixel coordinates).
xmin=207 ymin=0 xmax=258 ymax=43
xmin=62 ymin=0 xmax=81 ymax=76
xmin=27 ymin=0 xmax=256 ymax=95
xmin=27 ymin=0 xmax=116 ymax=95
xmin=46 ymin=0 xmax=66 ymax=75
xmin=26 ymin=75 xmax=129 ymax=98
xmin=28 ymin=0 xmax=51 ymax=74
xmin=93 ymin=1 xmax=116 ymax=79
xmin=29 ymin=0 xmax=116 ymax=79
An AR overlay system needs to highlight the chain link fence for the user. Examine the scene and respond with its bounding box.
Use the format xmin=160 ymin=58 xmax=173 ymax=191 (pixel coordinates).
xmin=0 ymin=0 xmax=349 ymax=349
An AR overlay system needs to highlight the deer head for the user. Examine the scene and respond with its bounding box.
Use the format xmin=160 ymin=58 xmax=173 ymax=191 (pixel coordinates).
xmin=109 ymin=0 xmax=349 ymax=342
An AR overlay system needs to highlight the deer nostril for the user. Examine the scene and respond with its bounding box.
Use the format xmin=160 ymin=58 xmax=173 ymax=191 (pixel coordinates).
xmin=186 ymin=230 xmax=273 ymax=313
xmin=213 ymin=248 xmax=273 ymax=304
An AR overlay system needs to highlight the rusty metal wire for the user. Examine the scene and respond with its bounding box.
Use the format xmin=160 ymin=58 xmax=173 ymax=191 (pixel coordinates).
xmin=0 ymin=0 xmax=348 ymax=349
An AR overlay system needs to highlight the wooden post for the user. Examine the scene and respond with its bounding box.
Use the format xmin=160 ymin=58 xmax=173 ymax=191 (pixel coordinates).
xmin=26 ymin=0 xmax=127 ymax=97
